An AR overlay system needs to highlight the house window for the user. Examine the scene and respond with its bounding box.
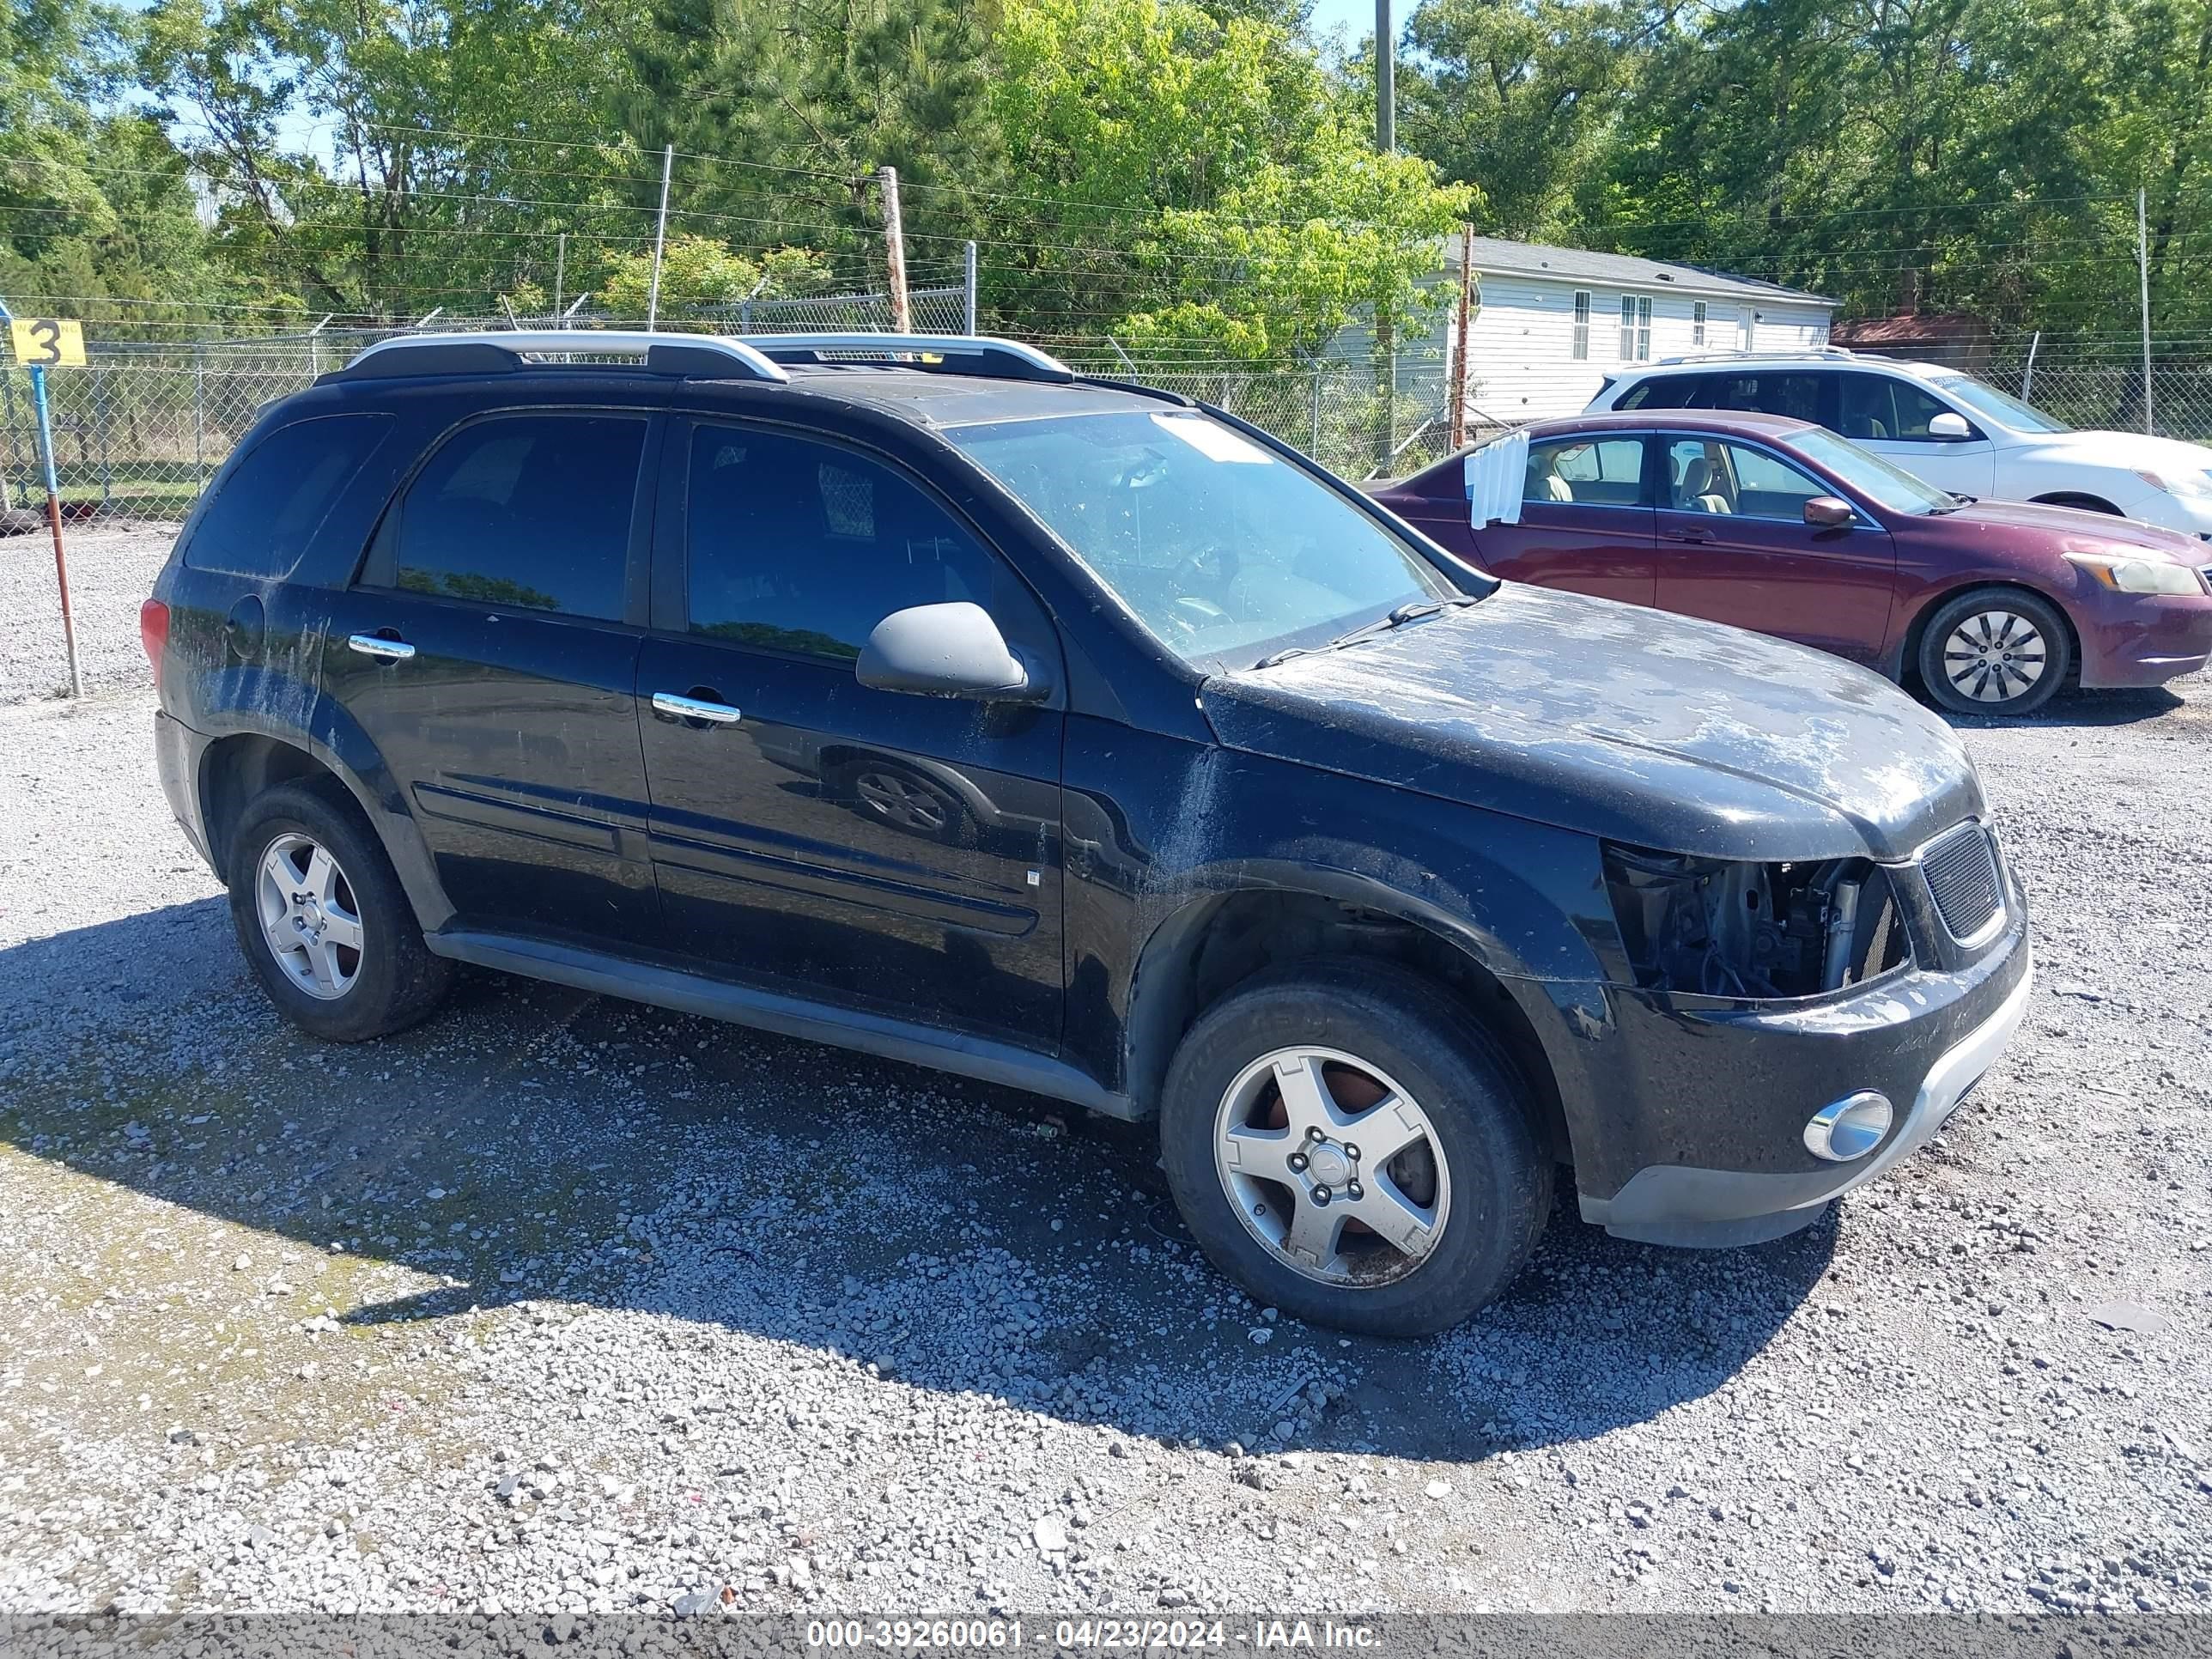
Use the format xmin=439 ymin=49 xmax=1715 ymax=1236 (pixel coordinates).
xmin=1737 ymin=306 xmax=1755 ymax=349
xmin=1620 ymin=295 xmax=1652 ymax=362
xmin=1571 ymin=290 xmax=1589 ymax=361
xmin=1692 ymin=301 xmax=1706 ymax=347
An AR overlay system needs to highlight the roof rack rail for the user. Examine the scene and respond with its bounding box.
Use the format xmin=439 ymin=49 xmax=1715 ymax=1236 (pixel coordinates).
xmin=331 ymin=330 xmax=790 ymax=384
xmin=1649 ymin=345 xmax=1862 ymax=368
xmin=743 ymin=333 xmax=1074 ymax=385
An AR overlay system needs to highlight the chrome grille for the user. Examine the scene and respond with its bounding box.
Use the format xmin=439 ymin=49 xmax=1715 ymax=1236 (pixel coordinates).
xmin=1923 ymin=825 xmax=2003 ymax=941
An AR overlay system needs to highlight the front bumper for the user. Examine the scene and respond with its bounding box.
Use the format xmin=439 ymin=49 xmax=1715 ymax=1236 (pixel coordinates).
xmin=2073 ymin=586 xmax=2212 ymax=688
xmin=1578 ymin=941 xmax=2032 ymax=1244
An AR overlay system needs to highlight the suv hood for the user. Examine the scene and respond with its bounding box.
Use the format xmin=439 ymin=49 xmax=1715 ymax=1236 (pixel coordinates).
xmin=1201 ymin=584 xmax=1983 ymax=862
xmin=2018 ymin=428 xmax=2212 ymax=476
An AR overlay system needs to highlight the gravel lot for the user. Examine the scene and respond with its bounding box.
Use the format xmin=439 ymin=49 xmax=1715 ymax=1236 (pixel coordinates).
xmin=2 ymin=527 xmax=2209 ymax=1618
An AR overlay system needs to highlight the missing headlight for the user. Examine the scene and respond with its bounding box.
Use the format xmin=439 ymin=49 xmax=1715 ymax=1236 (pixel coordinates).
xmin=1602 ymin=844 xmax=1907 ymax=998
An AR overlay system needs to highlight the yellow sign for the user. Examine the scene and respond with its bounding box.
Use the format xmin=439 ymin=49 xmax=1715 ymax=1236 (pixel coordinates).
xmin=9 ymin=319 xmax=87 ymax=368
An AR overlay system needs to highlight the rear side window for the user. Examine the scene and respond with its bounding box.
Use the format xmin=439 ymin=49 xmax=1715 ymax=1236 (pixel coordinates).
xmin=388 ymin=414 xmax=646 ymax=619
xmin=1526 ymin=437 xmax=1645 ymax=506
xmin=184 ymin=415 xmax=393 ymax=579
xmin=1617 ymin=376 xmax=1698 ymax=411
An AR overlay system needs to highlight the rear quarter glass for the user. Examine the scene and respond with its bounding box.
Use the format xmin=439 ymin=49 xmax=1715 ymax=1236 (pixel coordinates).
xmin=181 ymin=413 xmax=396 ymax=582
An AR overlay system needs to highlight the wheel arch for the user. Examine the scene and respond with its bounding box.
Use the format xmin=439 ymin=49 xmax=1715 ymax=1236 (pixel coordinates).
xmin=192 ymin=692 xmax=453 ymax=931
xmin=1123 ymin=881 xmax=1572 ymax=1164
xmin=2028 ymin=490 xmax=2124 ymax=515
xmin=1900 ymin=578 xmax=2081 ymax=694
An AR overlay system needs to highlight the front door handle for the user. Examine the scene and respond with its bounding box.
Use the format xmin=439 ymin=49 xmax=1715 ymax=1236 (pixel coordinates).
xmin=652 ymin=691 xmax=743 ymax=726
xmin=348 ymin=633 xmax=416 ymax=662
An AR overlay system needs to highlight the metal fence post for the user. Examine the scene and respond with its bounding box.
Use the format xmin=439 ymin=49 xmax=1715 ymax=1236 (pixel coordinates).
xmin=963 ymin=241 xmax=978 ymax=335
xmin=1311 ymin=359 xmax=1323 ymax=458
xmin=194 ymin=343 xmax=207 ymax=494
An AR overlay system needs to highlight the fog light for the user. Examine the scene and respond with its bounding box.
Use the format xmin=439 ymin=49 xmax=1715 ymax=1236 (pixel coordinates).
xmin=1803 ymin=1091 xmax=1893 ymax=1162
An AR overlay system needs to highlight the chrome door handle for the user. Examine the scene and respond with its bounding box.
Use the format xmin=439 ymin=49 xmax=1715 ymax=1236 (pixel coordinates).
xmin=652 ymin=691 xmax=743 ymax=725
xmin=348 ymin=634 xmax=416 ymax=661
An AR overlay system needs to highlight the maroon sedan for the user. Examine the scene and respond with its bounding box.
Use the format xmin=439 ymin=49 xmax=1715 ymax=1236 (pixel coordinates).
xmin=1370 ymin=410 xmax=2212 ymax=714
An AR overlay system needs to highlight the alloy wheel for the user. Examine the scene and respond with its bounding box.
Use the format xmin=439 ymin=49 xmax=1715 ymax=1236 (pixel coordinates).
xmin=1942 ymin=609 xmax=2047 ymax=705
xmin=1212 ymin=1046 xmax=1451 ymax=1287
xmin=253 ymin=831 xmax=364 ymax=1000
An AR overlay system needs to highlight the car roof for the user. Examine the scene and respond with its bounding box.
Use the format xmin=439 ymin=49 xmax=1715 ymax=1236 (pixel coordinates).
xmin=1527 ymin=409 xmax=1821 ymax=439
xmin=770 ymin=362 xmax=1174 ymax=429
xmin=1617 ymin=352 xmax=1954 ymax=381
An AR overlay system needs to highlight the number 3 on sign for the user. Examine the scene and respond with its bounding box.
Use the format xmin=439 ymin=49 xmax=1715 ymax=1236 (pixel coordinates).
xmin=9 ymin=319 xmax=87 ymax=368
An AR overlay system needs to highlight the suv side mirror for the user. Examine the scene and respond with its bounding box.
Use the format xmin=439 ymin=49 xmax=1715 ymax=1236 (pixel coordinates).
xmin=1804 ymin=495 xmax=1855 ymax=527
xmin=1927 ymin=411 xmax=1974 ymax=441
xmin=857 ymin=602 xmax=1042 ymax=702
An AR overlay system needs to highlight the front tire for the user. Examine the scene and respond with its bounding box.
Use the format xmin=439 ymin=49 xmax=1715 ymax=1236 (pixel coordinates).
xmin=1917 ymin=586 xmax=2070 ymax=716
xmin=1159 ymin=962 xmax=1551 ymax=1338
xmin=226 ymin=781 xmax=453 ymax=1042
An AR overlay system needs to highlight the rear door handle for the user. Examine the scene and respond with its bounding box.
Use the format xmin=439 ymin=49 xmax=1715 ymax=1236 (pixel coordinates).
xmin=348 ymin=633 xmax=416 ymax=662
xmin=1662 ymin=528 xmax=1717 ymax=544
xmin=652 ymin=691 xmax=743 ymax=726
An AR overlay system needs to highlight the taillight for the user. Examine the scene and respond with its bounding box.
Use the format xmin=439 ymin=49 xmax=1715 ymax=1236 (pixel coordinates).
xmin=139 ymin=598 xmax=170 ymax=690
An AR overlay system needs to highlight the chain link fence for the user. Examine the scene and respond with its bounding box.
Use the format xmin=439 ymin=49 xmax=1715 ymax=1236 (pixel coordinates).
xmin=1977 ymin=356 xmax=2212 ymax=444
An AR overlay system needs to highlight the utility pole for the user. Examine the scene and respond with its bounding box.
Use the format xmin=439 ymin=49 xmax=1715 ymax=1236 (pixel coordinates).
xmin=1449 ymin=222 xmax=1474 ymax=451
xmin=1373 ymin=0 xmax=1396 ymax=471
xmin=2138 ymin=185 xmax=2154 ymax=436
xmin=647 ymin=144 xmax=674 ymax=330
xmin=1376 ymin=0 xmax=1395 ymax=153
xmin=879 ymin=166 xmax=912 ymax=333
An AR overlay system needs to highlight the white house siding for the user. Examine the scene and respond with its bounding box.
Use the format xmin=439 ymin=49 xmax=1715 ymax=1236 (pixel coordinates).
xmin=1441 ymin=278 xmax=1833 ymax=422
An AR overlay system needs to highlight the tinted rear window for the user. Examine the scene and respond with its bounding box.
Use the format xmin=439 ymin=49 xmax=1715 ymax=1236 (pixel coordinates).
xmin=183 ymin=415 xmax=394 ymax=579
xmin=389 ymin=414 xmax=646 ymax=619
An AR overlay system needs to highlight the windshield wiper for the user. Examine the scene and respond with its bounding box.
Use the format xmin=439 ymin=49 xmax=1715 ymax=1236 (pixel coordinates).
xmin=1253 ymin=595 xmax=1480 ymax=670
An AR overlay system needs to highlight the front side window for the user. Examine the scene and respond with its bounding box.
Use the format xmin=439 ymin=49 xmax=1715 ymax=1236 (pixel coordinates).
xmin=186 ymin=414 xmax=392 ymax=579
xmin=684 ymin=424 xmax=1003 ymax=662
xmin=1788 ymin=428 xmax=1957 ymax=515
xmin=1665 ymin=438 xmax=1830 ymax=522
xmin=1525 ymin=437 xmax=1645 ymax=506
xmin=948 ymin=409 xmax=1459 ymax=670
xmin=390 ymin=415 xmax=645 ymax=618
xmin=1571 ymin=290 xmax=1590 ymax=361
xmin=1838 ymin=373 xmax=1959 ymax=441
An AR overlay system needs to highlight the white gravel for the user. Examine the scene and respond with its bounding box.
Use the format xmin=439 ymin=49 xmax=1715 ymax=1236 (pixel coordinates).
xmin=0 ymin=522 xmax=175 ymax=705
xmin=1 ymin=531 xmax=2208 ymax=1617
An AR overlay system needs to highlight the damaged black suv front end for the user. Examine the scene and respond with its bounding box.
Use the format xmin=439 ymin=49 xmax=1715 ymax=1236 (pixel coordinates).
xmin=1576 ymin=818 xmax=2031 ymax=1246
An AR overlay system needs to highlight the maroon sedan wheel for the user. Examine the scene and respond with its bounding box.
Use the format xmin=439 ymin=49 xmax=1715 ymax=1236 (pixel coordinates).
xmin=1917 ymin=587 xmax=2069 ymax=716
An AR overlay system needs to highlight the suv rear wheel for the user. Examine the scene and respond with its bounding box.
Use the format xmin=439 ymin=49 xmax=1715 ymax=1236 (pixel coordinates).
xmin=1159 ymin=962 xmax=1551 ymax=1337
xmin=1916 ymin=586 xmax=2069 ymax=716
xmin=226 ymin=782 xmax=453 ymax=1041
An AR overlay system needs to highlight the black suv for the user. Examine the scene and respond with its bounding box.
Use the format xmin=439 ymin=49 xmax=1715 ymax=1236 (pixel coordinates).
xmin=143 ymin=331 xmax=2033 ymax=1335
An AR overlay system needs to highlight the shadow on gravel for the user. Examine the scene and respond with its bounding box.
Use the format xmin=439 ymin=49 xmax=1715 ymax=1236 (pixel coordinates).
xmin=0 ymin=902 xmax=1832 ymax=1468
xmin=1940 ymin=685 xmax=2191 ymax=730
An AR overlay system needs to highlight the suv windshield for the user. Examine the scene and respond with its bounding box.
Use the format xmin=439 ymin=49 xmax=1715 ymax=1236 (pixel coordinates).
xmin=948 ymin=410 xmax=1465 ymax=668
xmin=1788 ymin=428 xmax=1960 ymax=515
xmin=1928 ymin=374 xmax=2071 ymax=434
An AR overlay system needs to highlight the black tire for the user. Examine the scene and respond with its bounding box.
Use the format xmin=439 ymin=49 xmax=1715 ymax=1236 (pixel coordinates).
xmin=1158 ymin=960 xmax=1551 ymax=1338
xmin=1915 ymin=586 xmax=2071 ymax=716
xmin=225 ymin=781 xmax=453 ymax=1042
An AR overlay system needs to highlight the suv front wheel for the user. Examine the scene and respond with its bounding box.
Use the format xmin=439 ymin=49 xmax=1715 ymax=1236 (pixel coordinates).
xmin=1159 ymin=962 xmax=1551 ymax=1337
xmin=226 ymin=782 xmax=453 ymax=1042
